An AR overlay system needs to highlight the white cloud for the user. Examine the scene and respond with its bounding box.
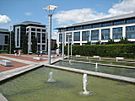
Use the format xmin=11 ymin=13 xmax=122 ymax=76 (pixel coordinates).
xmin=54 ymin=8 xmax=105 ymax=26
xmin=0 ymin=15 xmax=11 ymax=24
xmin=54 ymin=0 xmax=135 ymax=26
xmin=25 ymin=12 xmax=32 ymax=16
xmin=108 ymin=0 xmax=135 ymax=16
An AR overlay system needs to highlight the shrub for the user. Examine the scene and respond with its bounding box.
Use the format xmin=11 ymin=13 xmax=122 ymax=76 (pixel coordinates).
xmin=64 ymin=44 xmax=135 ymax=58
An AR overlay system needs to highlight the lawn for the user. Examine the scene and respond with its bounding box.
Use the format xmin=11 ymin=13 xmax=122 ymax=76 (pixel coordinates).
xmin=0 ymin=67 xmax=135 ymax=101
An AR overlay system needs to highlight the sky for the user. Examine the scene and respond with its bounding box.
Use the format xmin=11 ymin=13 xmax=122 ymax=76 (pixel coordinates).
xmin=0 ymin=0 xmax=135 ymax=39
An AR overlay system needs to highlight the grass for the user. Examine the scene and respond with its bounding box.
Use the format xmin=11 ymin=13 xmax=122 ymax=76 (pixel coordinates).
xmin=0 ymin=67 xmax=135 ymax=101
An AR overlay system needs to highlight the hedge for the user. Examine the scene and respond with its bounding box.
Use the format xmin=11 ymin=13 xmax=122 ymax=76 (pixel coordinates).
xmin=64 ymin=44 xmax=135 ymax=58
xmin=0 ymin=50 xmax=8 ymax=54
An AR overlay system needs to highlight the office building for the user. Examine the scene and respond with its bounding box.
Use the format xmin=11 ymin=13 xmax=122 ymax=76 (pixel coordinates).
xmin=57 ymin=13 xmax=135 ymax=46
xmin=0 ymin=28 xmax=10 ymax=51
xmin=13 ymin=21 xmax=47 ymax=53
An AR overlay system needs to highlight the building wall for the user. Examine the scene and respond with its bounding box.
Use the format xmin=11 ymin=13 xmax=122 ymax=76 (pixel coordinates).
xmin=0 ymin=32 xmax=9 ymax=50
xmin=57 ymin=22 xmax=135 ymax=45
xmin=14 ymin=22 xmax=47 ymax=53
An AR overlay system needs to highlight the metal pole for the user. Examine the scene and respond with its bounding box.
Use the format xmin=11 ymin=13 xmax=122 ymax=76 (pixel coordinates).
xmin=71 ymin=38 xmax=72 ymax=57
xmin=62 ymin=31 xmax=65 ymax=60
xmin=48 ymin=14 xmax=52 ymax=64
xmin=10 ymin=26 xmax=12 ymax=54
xmin=68 ymin=35 xmax=70 ymax=58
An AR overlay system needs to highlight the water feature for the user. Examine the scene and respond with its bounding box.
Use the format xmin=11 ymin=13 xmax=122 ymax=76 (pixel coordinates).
xmin=80 ymin=74 xmax=92 ymax=95
xmin=54 ymin=60 xmax=135 ymax=78
xmin=47 ymin=72 xmax=56 ymax=82
xmin=0 ymin=67 xmax=135 ymax=101
xmin=95 ymin=63 xmax=98 ymax=72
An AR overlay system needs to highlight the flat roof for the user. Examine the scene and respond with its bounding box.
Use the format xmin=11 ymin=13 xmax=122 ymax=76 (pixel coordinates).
xmin=14 ymin=21 xmax=46 ymax=27
xmin=0 ymin=28 xmax=9 ymax=33
xmin=57 ymin=13 xmax=135 ymax=29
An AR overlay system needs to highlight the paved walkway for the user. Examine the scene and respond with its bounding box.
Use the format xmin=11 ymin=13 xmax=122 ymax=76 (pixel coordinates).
xmin=0 ymin=93 xmax=8 ymax=101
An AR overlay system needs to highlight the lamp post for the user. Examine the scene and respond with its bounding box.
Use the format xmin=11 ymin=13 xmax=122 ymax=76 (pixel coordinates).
xmin=9 ymin=26 xmax=12 ymax=54
xmin=67 ymin=33 xmax=71 ymax=59
xmin=61 ymin=29 xmax=65 ymax=60
xmin=43 ymin=5 xmax=57 ymax=64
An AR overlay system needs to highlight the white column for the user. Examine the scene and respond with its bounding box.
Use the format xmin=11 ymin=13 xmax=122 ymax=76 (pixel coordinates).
xmin=110 ymin=28 xmax=113 ymax=39
xmin=62 ymin=32 xmax=65 ymax=60
xmin=72 ymin=32 xmax=74 ymax=45
xmin=80 ymin=31 xmax=82 ymax=45
xmin=28 ymin=29 xmax=31 ymax=53
xmin=40 ymin=32 xmax=42 ymax=51
xmin=123 ymin=26 xmax=126 ymax=38
xmin=65 ymin=32 xmax=66 ymax=45
xmin=89 ymin=30 xmax=91 ymax=42
xmin=99 ymin=29 xmax=101 ymax=42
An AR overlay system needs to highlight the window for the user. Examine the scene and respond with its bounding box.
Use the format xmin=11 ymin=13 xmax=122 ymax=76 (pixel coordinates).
xmin=42 ymin=33 xmax=46 ymax=43
xmin=37 ymin=33 xmax=40 ymax=43
xmin=113 ymin=27 xmax=122 ymax=39
xmin=42 ymin=45 xmax=45 ymax=50
xmin=5 ymin=35 xmax=8 ymax=44
xmin=31 ymin=28 xmax=35 ymax=31
xmin=74 ymin=32 xmax=80 ymax=41
xmin=82 ymin=25 xmax=91 ymax=29
xmin=101 ymin=29 xmax=110 ymax=40
xmin=37 ymin=45 xmax=40 ymax=51
xmin=59 ymin=34 xmax=62 ymax=42
xmin=113 ymin=20 xmax=125 ymax=25
xmin=37 ymin=29 xmax=41 ymax=31
xmin=17 ymin=28 xmax=20 ymax=46
xmin=66 ymin=33 xmax=72 ymax=42
xmin=82 ymin=31 xmax=89 ymax=41
xmin=126 ymin=25 xmax=135 ymax=39
xmin=101 ymin=22 xmax=113 ymax=27
xmin=126 ymin=18 xmax=135 ymax=24
xmin=92 ymin=23 xmax=101 ymax=28
xmin=42 ymin=29 xmax=46 ymax=32
xmin=0 ymin=45 xmax=2 ymax=50
xmin=91 ymin=30 xmax=99 ymax=40
xmin=66 ymin=27 xmax=74 ymax=31
xmin=74 ymin=26 xmax=82 ymax=30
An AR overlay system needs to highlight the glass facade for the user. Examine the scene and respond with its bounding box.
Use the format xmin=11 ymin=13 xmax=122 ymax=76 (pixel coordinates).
xmin=126 ymin=18 xmax=135 ymax=24
xmin=59 ymin=34 xmax=62 ymax=42
xmin=101 ymin=29 xmax=110 ymax=40
xmin=42 ymin=33 xmax=46 ymax=43
xmin=82 ymin=31 xmax=89 ymax=41
xmin=66 ymin=33 xmax=72 ymax=42
xmin=74 ymin=32 xmax=80 ymax=41
xmin=17 ymin=28 xmax=20 ymax=46
xmin=37 ymin=33 xmax=40 ymax=43
xmin=113 ymin=20 xmax=125 ymax=25
xmin=4 ymin=35 xmax=8 ymax=44
xmin=113 ymin=27 xmax=122 ymax=39
xmin=91 ymin=30 xmax=99 ymax=40
xmin=126 ymin=25 xmax=135 ymax=39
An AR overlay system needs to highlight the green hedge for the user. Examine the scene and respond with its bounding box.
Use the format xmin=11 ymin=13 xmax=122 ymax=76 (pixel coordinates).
xmin=64 ymin=44 xmax=135 ymax=58
xmin=0 ymin=50 xmax=8 ymax=54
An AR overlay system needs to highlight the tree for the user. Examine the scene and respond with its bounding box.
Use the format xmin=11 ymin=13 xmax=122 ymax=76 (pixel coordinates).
xmin=119 ymin=37 xmax=129 ymax=44
xmin=22 ymin=34 xmax=28 ymax=54
xmin=31 ymin=36 xmax=37 ymax=53
xmin=107 ymin=38 xmax=115 ymax=44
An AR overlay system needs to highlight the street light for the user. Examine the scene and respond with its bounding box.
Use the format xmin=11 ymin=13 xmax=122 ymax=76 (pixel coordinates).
xmin=9 ymin=26 xmax=12 ymax=54
xmin=43 ymin=5 xmax=57 ymax=64
xmin=67 ymin=33 xmax=71 ymax=59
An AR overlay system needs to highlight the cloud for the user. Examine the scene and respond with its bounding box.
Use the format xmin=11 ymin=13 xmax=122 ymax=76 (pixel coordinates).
xmin=54 ymin=8 xmax=105 ymax=26
xmin=54 ymin=0 xmax=135 ymax=26
xmin=108 ymin=0 xmax=135 ymax=16
xmin=25 ymin=12 xmax=32 ymax=16
xmin=0 ymin=15 xmax=11 ymax=24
